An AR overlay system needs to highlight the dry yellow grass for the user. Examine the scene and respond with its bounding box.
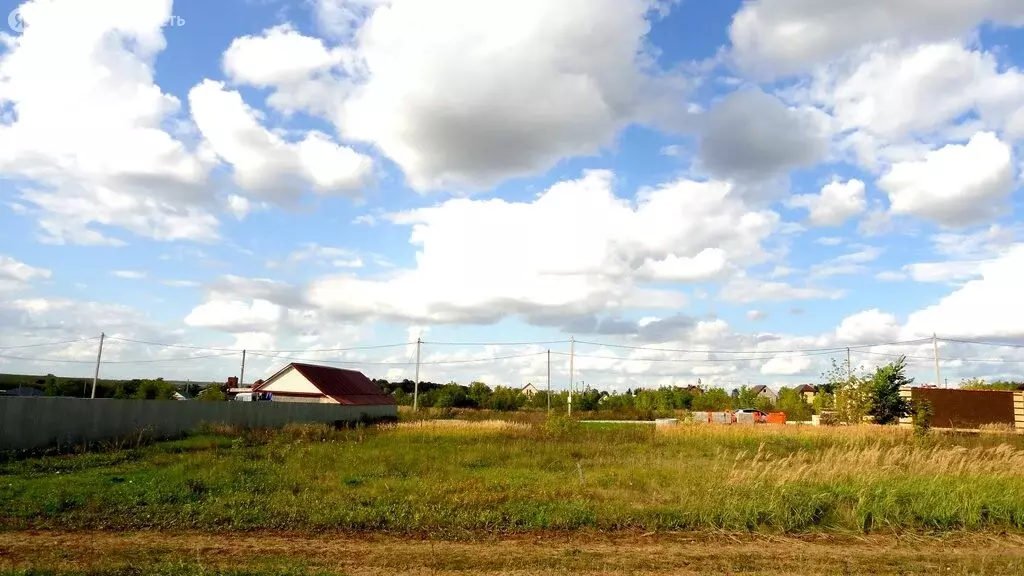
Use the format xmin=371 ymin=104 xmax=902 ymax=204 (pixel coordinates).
xmin=727 ymin=442 xmax=1024 ymax=485
xmin=382 ymin=419 xmax=534 ymax=433
xmin=7 ymin=418 xmax=1024 ymax=536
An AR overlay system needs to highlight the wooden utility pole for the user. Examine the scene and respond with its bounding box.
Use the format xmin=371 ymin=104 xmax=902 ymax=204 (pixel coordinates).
xmin=90 ymin=332 xmax=105 ymax=399
xmin=846 ymin=347 xmax=852 ymax=382
xmin=568 ymin=336 xmax=575 ymax=416
xmin=546 ymin=349 xmax=551 ymax=413
xmin=413 ymin=337 xmax=422 ymax=411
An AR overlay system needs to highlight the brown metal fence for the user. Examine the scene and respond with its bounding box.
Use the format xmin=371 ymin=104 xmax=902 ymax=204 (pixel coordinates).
xmin=910 ymin=388 xmax=1015 ymax=429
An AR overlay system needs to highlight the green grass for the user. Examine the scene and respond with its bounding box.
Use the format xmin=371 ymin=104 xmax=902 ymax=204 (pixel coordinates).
xmin=3 ymin=419 xmax=1024 ymax=534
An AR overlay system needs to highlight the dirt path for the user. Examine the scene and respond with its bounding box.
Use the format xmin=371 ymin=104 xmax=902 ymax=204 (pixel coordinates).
xmin=3 ymin=530 xmax=1024 ymax=575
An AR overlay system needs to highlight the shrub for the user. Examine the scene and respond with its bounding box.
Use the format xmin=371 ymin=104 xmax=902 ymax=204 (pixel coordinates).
xmin=540 ymin=413 xmax=581 ymax=439
xmin=911 ymin=399 xmax=933 ymax=436
xmin=819 ymin=411 xmax=840 ymax=426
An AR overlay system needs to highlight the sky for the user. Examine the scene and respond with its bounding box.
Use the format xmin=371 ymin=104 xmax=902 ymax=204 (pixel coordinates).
xmin=1 ymin=0 xmax=1024 ymax=392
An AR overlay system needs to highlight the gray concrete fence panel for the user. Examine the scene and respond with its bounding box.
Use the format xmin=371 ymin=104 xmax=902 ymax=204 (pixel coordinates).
xmin=0 ymin=397 xmax=397 ymax=451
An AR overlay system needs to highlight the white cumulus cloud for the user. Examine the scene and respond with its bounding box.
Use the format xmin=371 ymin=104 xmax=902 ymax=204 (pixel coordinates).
xmin=787 ymin=179 xmax=867 ymax=226
xmin=877 ymin=132 xmax=1015 ymax=227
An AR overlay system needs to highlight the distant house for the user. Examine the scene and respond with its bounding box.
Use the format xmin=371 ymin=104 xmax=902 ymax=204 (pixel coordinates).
xmin=252 ymin=363 xmax=397 ymax=406
xmin=795 ymin=384 xmax=818 ymax=404
xmin=171 ymin=391 xmax=190 ymax=401
xmin=750 ymin=385 xmax=778 ymax=402
xmin=521 ymin=383 xmax=539 ymax=396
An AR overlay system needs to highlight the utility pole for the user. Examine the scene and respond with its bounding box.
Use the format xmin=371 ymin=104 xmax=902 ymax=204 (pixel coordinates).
xmin=846 ymin=347 xmax=852 ymax=382
xmin=413 ymin=337 xmax=421 ymax=411
xmin=90 ymin=332 xmax=105 ymax=399
xmin=568 ymin=336 xmax=575 ymax=417
xmin=933 ymin=333 xmax=942 ymax=388
xmin=239 ymin=349 xmax=247 ymax=387
xmin=546 ymin=349 xmax=551 ymax=414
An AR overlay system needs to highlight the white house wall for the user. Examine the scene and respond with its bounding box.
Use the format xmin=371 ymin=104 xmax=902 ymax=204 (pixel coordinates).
xmin=260 ymin=367 xmax=319 ymax=394
xmin=267 ymin=394 xmax=337 ymax=404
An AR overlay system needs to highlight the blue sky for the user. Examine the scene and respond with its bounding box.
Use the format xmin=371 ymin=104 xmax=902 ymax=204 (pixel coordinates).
xmin=1 ymin=0 xmax=1024 ymax=390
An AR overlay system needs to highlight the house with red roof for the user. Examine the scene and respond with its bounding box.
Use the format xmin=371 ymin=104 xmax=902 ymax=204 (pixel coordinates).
xmin=252 ymin=363 xmax=397 ymax=407
xmin=795 ymin=384 xmax=818 ymax=404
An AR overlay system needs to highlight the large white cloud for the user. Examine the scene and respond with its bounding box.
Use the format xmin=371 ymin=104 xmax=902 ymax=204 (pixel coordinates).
xmin=0 ymin=0 xmax=220 ymax=245
xmin=877 ymin=132 xmax=1015 ymax=227
xmin=188 ymin=80 xmax=373 ymax=202
xmin=904 ymin=245 xmax=1024 ymax=339
xmin=222 ymin=0 xmax=677 ymax=191
xmin=818 ymin=42 xmax=1024 ymax=141
xmin=302 ymin=170 xmax=780 ymax=324
xmin=836 ymin=309 xmax=901 ymax=344
xmin=730 ymin=0 xmax=1024 ymax=75
xmin=222 ymin=24 xmax=352 ymax=117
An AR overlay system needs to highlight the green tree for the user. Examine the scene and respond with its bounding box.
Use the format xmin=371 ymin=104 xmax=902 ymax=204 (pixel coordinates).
xmin=822 ymin=358 xmax=872 ymax=424
xmin=434 ymin=384 xmax=470 ymax=408
xmin=691 ymin=387 xmax=732 ymax=411
xmin=868 ymin=355 xmax=913 ymax=424
xmin=196 ymin=386 xmax=227 ymax=401
xmin=734 ymin=385 xmax=759 ymax=409
xmin=133 ymin=378 xmax=176 ymax=400
xmin=775 ymin=387 xmax=812 ymax=421
xmin=812 ymin=390 xmax=834 ymax=414
xmin=467 ymin=381 xmax=492 ymax=407
xmin=960 ymin=378 xmax=1023 ymax=391
xmin=488 ymin=386 xmax=523 ymax=411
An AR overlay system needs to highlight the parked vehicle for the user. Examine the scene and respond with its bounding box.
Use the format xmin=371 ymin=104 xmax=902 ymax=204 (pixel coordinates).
xmin=232 ymin=391 xmax=272 ymax=402
xmin=734 ymin=408 xmax=766 ymax=423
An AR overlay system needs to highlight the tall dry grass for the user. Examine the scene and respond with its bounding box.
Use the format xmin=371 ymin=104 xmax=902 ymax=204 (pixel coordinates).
xmin=6 ymin=418 xmax=1024 ymax=534
xmin=382 ymin=419 xmax=533 ymax=434
xmin=728 ymin=442 xmax=1024 ymax=485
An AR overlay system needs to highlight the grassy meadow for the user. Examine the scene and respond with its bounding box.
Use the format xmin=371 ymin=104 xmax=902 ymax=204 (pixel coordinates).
xmin=4 ymin=417 xmax=1024 ymax=536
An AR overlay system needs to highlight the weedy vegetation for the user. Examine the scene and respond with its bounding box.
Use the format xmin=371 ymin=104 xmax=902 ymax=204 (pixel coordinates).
xmin=3 ymin=418 xmax=1024 ymax=536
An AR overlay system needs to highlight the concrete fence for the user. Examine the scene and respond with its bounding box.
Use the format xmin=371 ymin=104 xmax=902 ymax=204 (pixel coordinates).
xmin=0 ymin=397 xmax=398 ymax=451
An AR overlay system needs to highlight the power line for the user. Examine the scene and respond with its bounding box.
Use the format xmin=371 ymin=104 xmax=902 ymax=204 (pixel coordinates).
xmin=246 ymin=350 xmax=545 ymax=366
xmin=422 ymin=339 xmax=571 ymax=347
xmin=0 ymin=352 xmax=238 ymax=364
xmin=553 ymin=350 xmax=841 ymax=362
xmin=572 ymin=338 xmax=933 ymax=355
xmin=103 ymin=337 xmax=238 ymax=352
xmin=940 ymin=337 xmax=1024 ymax=349
xmin=103 ymin=336 xmax=412 ymax=353
xmin=854 ymin=349 xmax=1024 ymax=364
xmin=0 ymin=337 xmax=100 ymax=350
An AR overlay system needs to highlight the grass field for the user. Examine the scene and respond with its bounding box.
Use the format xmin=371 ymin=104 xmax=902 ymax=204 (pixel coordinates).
xmin=4 ymin=418 xmax=1024 ymax=574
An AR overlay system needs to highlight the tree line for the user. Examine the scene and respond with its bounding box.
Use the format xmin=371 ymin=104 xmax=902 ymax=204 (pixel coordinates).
xmin=373 ymin=377 xmax=816 ymax=419
xmin=0 ymin=374 xmax=226 ymax=401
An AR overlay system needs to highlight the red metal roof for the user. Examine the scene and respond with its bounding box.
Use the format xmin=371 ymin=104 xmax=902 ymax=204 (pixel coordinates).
xmin=255 ymin=363 xmax=396 ymax=406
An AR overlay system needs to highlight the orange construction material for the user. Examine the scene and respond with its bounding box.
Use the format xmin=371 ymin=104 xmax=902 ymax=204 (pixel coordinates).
xmin=766 ymin=412 xmax=787 ymax=425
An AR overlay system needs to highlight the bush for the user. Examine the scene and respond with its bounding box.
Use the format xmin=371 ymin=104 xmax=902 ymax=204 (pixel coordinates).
xmin=540 ymin=413 xmax=581 ymax=439
xmin=819 ymin=411 xmax=840 ymax=426
xmin=911 ymin=399 xmax=933 ymax=436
